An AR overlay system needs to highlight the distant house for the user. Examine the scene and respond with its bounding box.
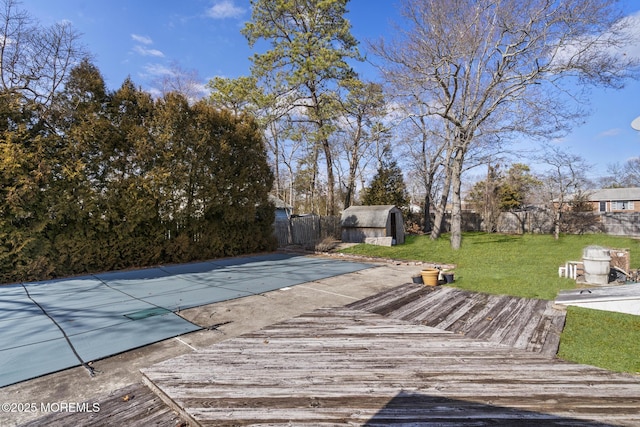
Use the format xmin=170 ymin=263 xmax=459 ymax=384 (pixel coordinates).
xmin=341 ymin=205 xmax=405 ymax=246
xmin=269 ymin=195 xmax=293 ymax=221
xmin=587 ymin=188 xmax=640 ymax=213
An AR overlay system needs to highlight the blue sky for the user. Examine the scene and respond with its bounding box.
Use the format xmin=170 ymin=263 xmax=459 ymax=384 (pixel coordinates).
xmin=25 ymin=0 xmax=640 ymax=181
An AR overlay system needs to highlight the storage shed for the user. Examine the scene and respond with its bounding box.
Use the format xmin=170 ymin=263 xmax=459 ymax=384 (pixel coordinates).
xmin=269 ymin=194 xmax=293 ymax=220
xmin=341 ymin=205 xmax=405 ymax=246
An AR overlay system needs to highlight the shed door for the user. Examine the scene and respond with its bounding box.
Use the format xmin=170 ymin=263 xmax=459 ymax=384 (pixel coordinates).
xmin=390 ymin=213 xmax=397 ymax=241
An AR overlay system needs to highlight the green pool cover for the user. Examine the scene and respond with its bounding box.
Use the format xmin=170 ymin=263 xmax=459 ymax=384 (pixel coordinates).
xmin=0 ymin=253 xmax=373 ymax=387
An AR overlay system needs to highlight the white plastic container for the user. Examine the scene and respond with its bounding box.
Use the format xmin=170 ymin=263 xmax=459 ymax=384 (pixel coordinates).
xmin=582 ymin=246 xmax=611 ymax=285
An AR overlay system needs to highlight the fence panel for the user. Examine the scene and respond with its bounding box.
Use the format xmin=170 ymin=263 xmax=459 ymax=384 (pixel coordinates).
xmin=274 ymin=216 xmax=341 ymax=248
xmin=274 ymin=219 xmax=292 ymax=247
xmin=601 ymin=212 xmax=640 ymax=236
xmin=291 ymin=216 xmax=319 ymax=247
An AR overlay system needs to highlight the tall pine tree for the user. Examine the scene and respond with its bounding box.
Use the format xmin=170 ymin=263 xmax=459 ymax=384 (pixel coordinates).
xmin=242 ymin=0 xmax=360 ymax=215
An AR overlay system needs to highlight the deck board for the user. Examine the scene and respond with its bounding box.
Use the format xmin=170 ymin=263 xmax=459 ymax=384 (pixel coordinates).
xmin=349 ymin=283 xmax=566 ymax=355
xmin=19 ymin=382 xmax=187 ymax=427
xmin=141 ymin=307 xmax=640 ymax=426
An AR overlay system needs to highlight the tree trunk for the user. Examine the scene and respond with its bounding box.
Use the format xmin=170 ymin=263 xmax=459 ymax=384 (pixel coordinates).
xmin=450 ymin=149 xmax=464 ymax=250
xmin=423 ymin=193 xmax=432 ymax=233
xmin=430 ymin=166 xmax=452 ymax=240
xmin=344 ymin=140 xmax=360 ymax=209
xmin=322 ymin=139 xmax=335 ymax=215
xmin=309 ymin=144 xmax=319 ymax=214
xmin=421 ymin=165 xmax=436 ymax=234
xmin=270 ymin=122 xmax=280 ymax=199
xmin=430 ymin=144 xmax=456 ymax=240
xmin=344 ymin=182 xmax=353 ymax=209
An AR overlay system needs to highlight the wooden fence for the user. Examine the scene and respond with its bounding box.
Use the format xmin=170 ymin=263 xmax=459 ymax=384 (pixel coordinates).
xmin=483 ymin=210 xmax=640 ymax=236
xmin=599 ymin=212 xmax=640 ymax=236
xmin=274 ymin=215 xmax=341 ymax=249
xmin=276 ymin=211 xmax=640 ymax=247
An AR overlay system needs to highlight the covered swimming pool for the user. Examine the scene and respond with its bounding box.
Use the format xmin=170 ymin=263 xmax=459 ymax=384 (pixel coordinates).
xmin=0 ymin=253 xmax=373 ymax=387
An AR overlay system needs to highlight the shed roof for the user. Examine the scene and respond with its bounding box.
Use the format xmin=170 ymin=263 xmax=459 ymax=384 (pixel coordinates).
xmin=588 ymin=187 xmax=640 ymax=201
xmin=269 ymin=194 xmax=293 ymax=209
xmin=341 ymin=205 xmax=398 ymax=228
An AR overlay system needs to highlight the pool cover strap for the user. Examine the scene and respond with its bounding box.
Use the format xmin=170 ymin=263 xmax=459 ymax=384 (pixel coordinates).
xmin=21 ymin=283 xmax=96 ymax=378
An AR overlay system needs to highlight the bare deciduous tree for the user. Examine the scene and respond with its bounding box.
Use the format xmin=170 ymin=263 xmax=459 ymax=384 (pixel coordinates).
xmin=538 ymin=145 xmax=593 ymax=239
xmin=333 ymin=79 xmax=387 ymax=208
xmin=208 ymin=74 xmax=299 ymax=205
xmin=397 ymin=111 xmax=448 ymax=233
xmin=151 ymin=61 xmax=206 ymax=103
xmin=600 ymin=158 xmax=640 ymax=188
xmin=373 ymin=0 xmax=638 ymax=249
xmin=0 ymin=0 xmax=87 ymax=106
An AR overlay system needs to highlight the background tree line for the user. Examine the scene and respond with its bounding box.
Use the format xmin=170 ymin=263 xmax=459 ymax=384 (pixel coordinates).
xmin=465 ymin=157 xmax=600 ymax=239
xmin=209 ymin=0 xmax=637 ymax=250
xmin=2 ymin=0 xmax=639 ymax=287
xmin=1 ymin=34 xmax=274 ymax=283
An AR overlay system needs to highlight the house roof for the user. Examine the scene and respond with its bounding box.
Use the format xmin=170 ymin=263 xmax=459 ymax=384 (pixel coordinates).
xmin=341 ymin=205 xmax=398 ymax=228
xmin=588 ymin=187 xmax=640 ymax=201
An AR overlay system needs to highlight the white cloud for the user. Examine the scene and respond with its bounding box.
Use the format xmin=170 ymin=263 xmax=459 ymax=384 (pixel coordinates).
xmin=598 ymin=128 xmax=622 ymax=138
xmin=206 ymin=0 xmax=244 ymax=19
xmin=617 ymin=11 xmax=640 ymax=61
xmin=133 ymin=45 xmax=165 ymax=58
xmin=131 ymin=34 xmax=164 ymax=57
xmin=131 ymin=34 xmax=153 ymax=45
xmin=142 ymin=63 xmax=176 ymax=77
xmin=147 ymin=87 xmax=163 ymax=99
xmin=551 ymin=10 xmax=640 ymax=69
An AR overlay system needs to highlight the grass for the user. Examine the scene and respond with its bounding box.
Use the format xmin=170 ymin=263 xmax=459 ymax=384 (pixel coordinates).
xmin=559 ymin=306 xmax=640 ymax=373
xmin=340 ymin=232 xmax=640 ymax=373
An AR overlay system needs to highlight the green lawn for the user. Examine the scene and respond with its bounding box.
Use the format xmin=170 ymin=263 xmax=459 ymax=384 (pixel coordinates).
xmin=340 ymin=232 xmax=640 ymax=374
xmin=559 ymin=306 xmax=640 ymax=373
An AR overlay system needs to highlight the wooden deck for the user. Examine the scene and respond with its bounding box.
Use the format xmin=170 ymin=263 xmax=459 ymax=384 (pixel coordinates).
xmin=20 ymin=283 xmax=640 ymax=426
xmin=20 ymin=382 xmax=187 ymax=427
xmin=348 ymin=283 xmax=567 ymax=356
xmin=141 ymin=305 xmax=640 ymax=426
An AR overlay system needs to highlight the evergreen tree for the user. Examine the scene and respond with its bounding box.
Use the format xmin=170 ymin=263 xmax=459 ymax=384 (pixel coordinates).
xmin=242 ymin=0 xmax=361 ymax=215
xmin=0 ymin=59 xmax=277 ymax=282
xmin=46 ymin=59 xmax=113 ymax=274
xmin=362 ymin=154 xmax=409 ymax=208
xmin=191 ymin=102 xmax=275 ymax=256
xmin=0 ymin=92 xmax=52 ymax=281
xmin=152 ymin=93 xmax=275 ymax=261
xmin=103 ymin=78 xmax=163 ymax=267
xmin=466 ymin=163 xmax=542 ymax=233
